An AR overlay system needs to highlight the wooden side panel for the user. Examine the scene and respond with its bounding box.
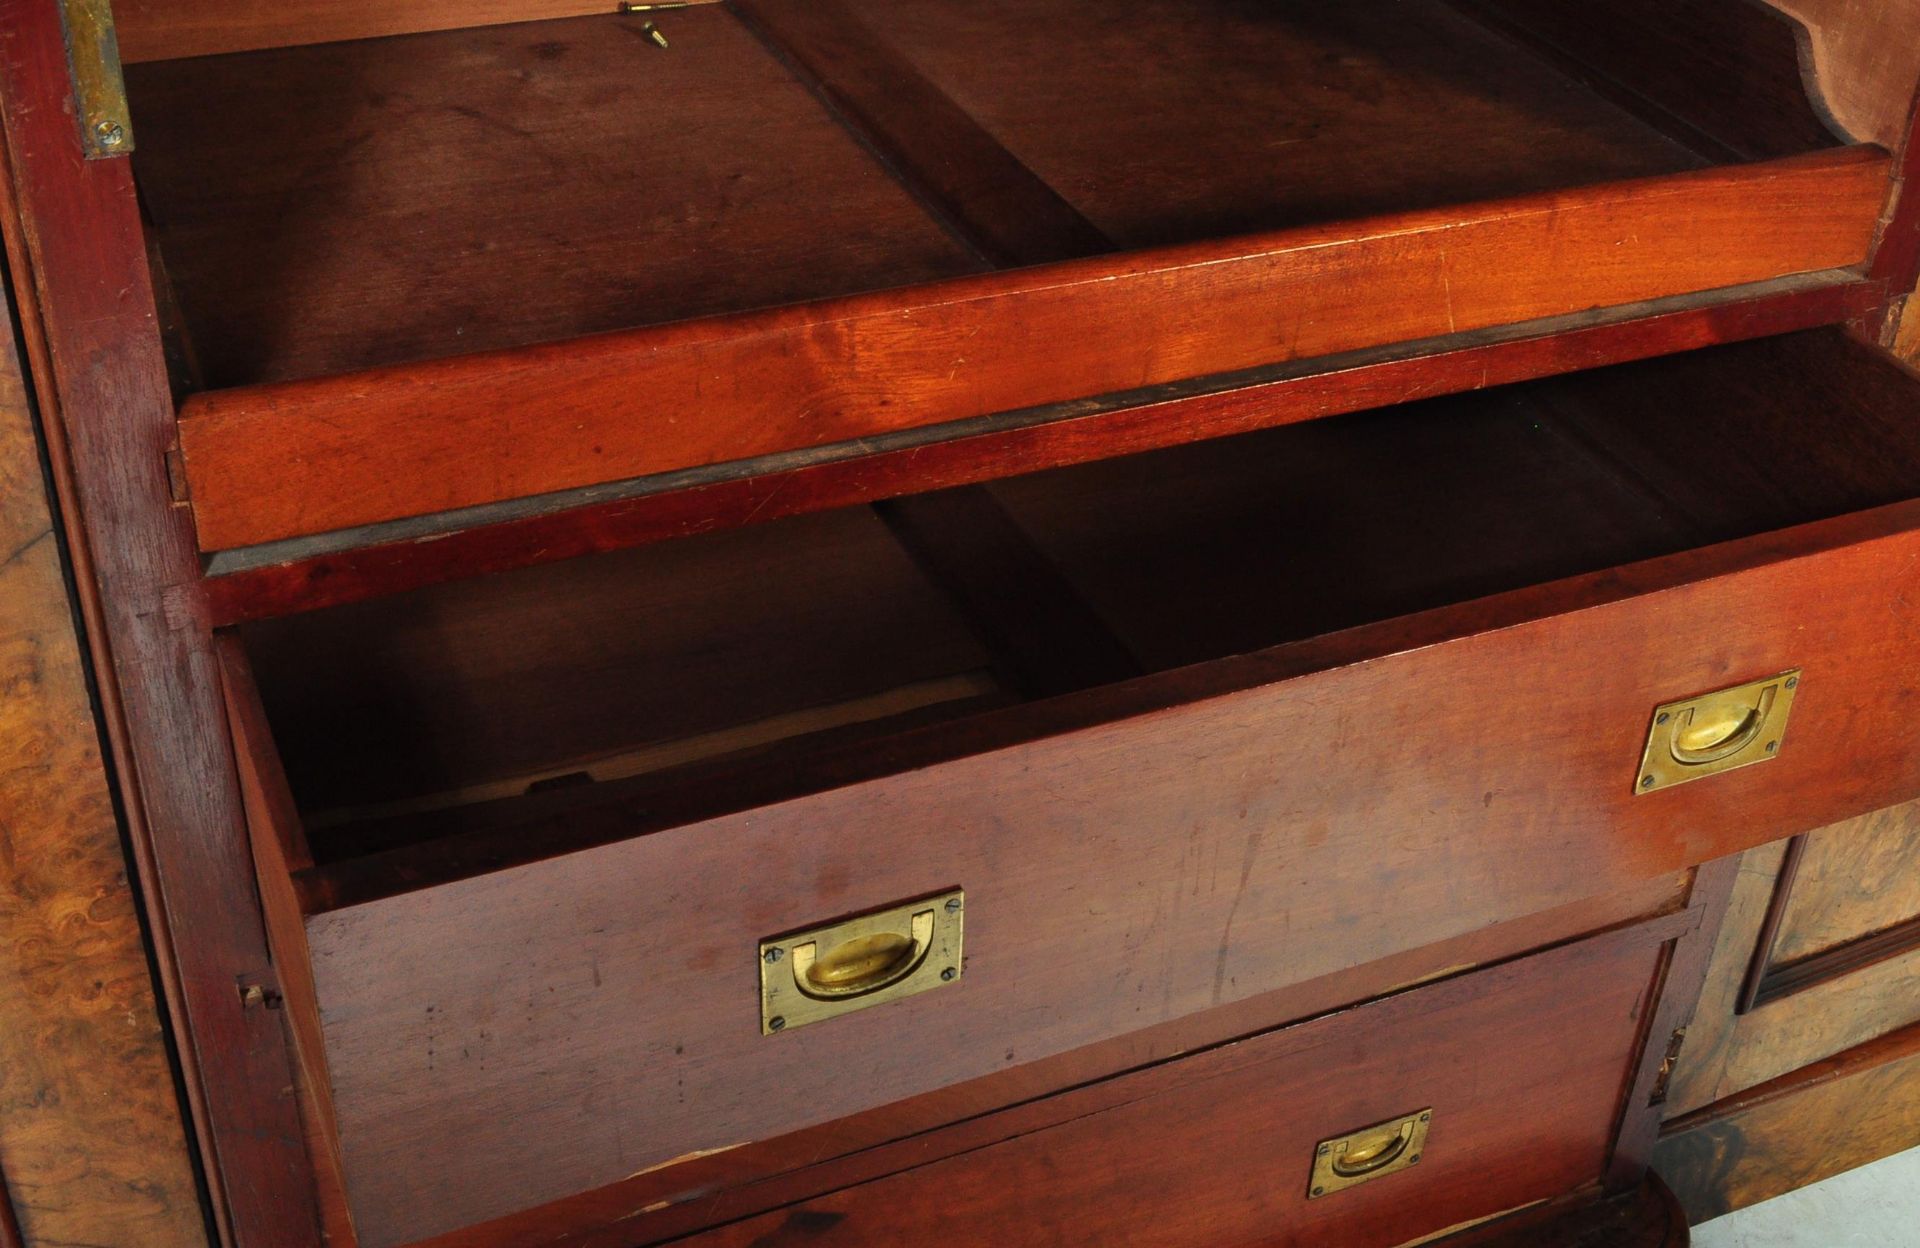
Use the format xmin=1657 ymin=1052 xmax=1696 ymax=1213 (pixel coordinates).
xmin=174 ymin=147 xmax=1893 ymax=551
xmin=1663 ymin=808 xmax=1920 ymax=1119
xmin=1772 ymin=0 xmax=1920 ymax=148
xmin=0 ymin=225 xmax=207 ymax=1247
xmin=675 ymin=928 xmax=1667 ymax=1248
xmin=1770 ymin=808 xmax=1920 ymax=963
xmin=0 ymin=1 xmax=325 ymax=1241
xmin=1655 ymin=1021 xmax=1920 ymax=1221
xmin=302 ymin=502 xmax=1920 ymax=1244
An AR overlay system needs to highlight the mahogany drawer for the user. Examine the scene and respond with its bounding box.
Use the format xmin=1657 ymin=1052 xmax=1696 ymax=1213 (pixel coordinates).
xmin=669 ymin=918 xmax=1679 ymax=1248
xmin=219 ymin=330 xmax=1920 ymax=1245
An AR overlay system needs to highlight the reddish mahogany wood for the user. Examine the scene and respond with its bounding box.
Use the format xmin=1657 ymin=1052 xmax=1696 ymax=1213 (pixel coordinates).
xmin=413 ymin=878 xmax=1694 ymax=1248
xmin=173 ymin=146 xmax=1891 ymax=552
xmin=199 ymin=274 xmax=1887 ymax=625
xmin=0 ymin=1 xmax=323 ymax=1242
xmin=281 ymin=493 xmax=1920 ymax=1242
xmin=664 ymin=926 xmax=1668 ymax=1248
xmin=216 ymin=638 xmax=356 ymax=1244
xmin=124 ymin=9 xmax=978 ymax=392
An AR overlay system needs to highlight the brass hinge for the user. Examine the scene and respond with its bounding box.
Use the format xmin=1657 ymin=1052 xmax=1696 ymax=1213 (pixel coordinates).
xmin=57 ymin=0 xmax=135 ymax=158
xmin=1648 ymin=1027 xmax=1688 ymax=1107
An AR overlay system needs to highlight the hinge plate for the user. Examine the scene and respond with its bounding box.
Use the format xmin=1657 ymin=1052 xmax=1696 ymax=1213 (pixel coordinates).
xmin=57 ymin=0 xmax=135 ymax=158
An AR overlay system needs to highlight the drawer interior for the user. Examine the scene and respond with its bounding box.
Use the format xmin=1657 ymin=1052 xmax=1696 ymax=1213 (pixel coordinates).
xmin=237 ymin=329 xmax=1920 ymax=874
xmin=126 ymin=0 xmax=1715 ymax=389
xmin=128 ymin=0 xmax=1893 ymax=554
xmin=225 ymin=327 xmax=1920 ymax=1245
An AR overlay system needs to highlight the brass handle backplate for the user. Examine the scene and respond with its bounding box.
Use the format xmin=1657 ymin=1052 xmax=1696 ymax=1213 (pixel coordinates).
xmin=1636 ymin=670 xmax=1800 ymax=794
xmin=759 ymin=889 xmax=963 ymax=1034
xmin=1309 ymin=1109 xmax=1433 ymax=1199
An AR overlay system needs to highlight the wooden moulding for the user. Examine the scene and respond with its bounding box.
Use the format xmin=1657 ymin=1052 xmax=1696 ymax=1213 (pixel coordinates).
xmin=174 ymin=146 xmax=1892 ymax=554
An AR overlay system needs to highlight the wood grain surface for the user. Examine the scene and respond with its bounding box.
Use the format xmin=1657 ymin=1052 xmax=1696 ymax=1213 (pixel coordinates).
xmin=0 ymin=247 xmax=206 ymax=1243
xmin=171 ymin=145 xmax=1890 ymax=551
xmin=667 ymin=926 xmax=1668 ymax=1248
xmin=409 ymin=876 xmax=1692 ymax=1248
xmin=1770 ymin=808 xmax=1920 ymax=963
xmin=197 ymin=275 xmax=1887 ymax=625
xmin=280 ymin=494 xmax=1920 ymax=1243
xmin=0 ymin=1 xmax=326 ymax=1240
xmin=1656 ymin=1019 xmax=1920 ymax=1220
xmin=1773 ymin=0 xmax=1920 ymax=147
xmin=1661 ymin=810 xmax=1920 ymax=1120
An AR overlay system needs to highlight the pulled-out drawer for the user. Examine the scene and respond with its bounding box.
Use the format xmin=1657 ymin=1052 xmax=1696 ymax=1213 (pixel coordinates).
xmin=672 ymin=918 xmax=1680 ymax=1248
xmin=221 ymin=330 xmax=1920 ymax=1245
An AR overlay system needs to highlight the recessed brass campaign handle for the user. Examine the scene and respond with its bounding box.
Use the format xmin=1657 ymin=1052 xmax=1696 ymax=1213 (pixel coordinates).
xmin=1330 ymin=1124 xmax=1411 ymax=1177
xmin=1309 ymin=1110 xmax=1432 ymax=1198
xmin=1637 ymin=671 xmax=1800 ymax=794
xmin=791 ymin=908 xmax=935 ymax=1001
xmin=760 ymin=889 xmax=963 ymax=1034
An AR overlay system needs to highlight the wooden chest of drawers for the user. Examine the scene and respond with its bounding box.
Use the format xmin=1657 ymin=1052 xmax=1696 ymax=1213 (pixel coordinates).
xmin=5 ymin=1 xmax=1920 ymax=1246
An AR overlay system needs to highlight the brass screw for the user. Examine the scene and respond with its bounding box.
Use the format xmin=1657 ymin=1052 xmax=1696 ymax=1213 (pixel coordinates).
xmin=642 ymin=20 xmax=669 ymax=47
xmin=93 ymin=119 xmax=125 ymax=149
xmin=768 ymin=1016 xmax=786 ymax=1031
xmin=618 ymin=1 xmax=692 ymax=9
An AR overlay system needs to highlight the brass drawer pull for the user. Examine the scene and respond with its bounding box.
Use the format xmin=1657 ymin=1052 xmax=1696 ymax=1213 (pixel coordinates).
xmin=792 ymin=909 xmax=934 ymax=1001
xmin=1309 ymin=1109 xmax=1432 ymax=1198
xmin=1637 ymin=670 xmax=1800 ymax=794
xmin=760 ymin=889 xmax=964 ymax=1034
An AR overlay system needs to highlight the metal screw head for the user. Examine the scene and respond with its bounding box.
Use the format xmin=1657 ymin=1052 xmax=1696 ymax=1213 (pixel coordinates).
xmin=1408 ymin=1154 xmax=1421 ymax=1165
xmin=763 ymin=946 xmax=784 ymax=964
xmin=1641 ymin=775 xmax=1657 ymax=789
xmin=1785 ymin=676 xmax=1799 ymax=689
xmin=940 ymin=966 xmax=958 ymax=982
xmin=768 ymin=1016 xmax=786 ymax=1032
xmin=1311 ymin=1186 xmax=1326 ymax=1197
xmin=1656 ymin=712 xmax=1671 ymax=725
xmin=1419 ymin=1112 xmax=1431 ymax=1122
xmin=1765 ymin=740 xmax=1779 ymax=753
xmin=92 ymin=119 xmax=125 ymax=149
xmin=1318 ymin=1143 xmax=1330 ymax=1155
xmin=945 ymin=896 xmax=963 ymax=914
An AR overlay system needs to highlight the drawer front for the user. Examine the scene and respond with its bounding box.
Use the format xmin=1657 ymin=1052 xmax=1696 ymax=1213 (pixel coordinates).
xmin=673 ymin=924 xmax=1670 ymax=1248
xmin=302 ymin=505 xmax=1920 ymax=1243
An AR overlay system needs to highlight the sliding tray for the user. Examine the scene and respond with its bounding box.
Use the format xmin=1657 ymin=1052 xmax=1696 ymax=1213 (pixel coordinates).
xmin=125 ymin=0 xmax=1895 ymax=563
xmin=217 ymin=330 xmax=1920 ymax=1245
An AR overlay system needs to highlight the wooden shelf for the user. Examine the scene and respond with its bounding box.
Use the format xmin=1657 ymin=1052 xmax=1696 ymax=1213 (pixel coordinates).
xmin=126 ymin=0 xmax=1893 ymax=571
